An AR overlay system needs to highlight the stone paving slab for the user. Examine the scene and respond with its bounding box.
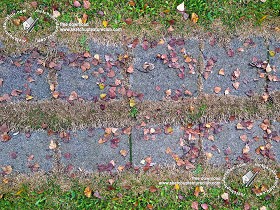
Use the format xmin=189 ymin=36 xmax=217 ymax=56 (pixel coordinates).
xmin=268 ymin=39 xmax=280 ymax=92
xmin=56 ymin=43 xmax=125 ymax=101
xmin=130 ymin=39 xmax=199 ymax=101
xmin=131 ymin=125 xmax=184 ymax=166
xmin=0 ymin=131 xmax=54 ymax=174
xmin=0 ymin=54 xmax=50 ymax=101
xmin=59 ymin=128 xmax=130 ymax=173
xmin=202 ymin=120 xmax=280 ymax=167
xmin=202 ymin=37 xmax=267 ymax=96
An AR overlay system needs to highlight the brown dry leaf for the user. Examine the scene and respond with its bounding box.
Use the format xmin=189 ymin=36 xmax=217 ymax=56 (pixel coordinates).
xmin=232 ymin=68 xmax=241 ymax=80
xmin=52 ymin=91 xmax=59 ymax=99
xmin=214 ymin=86 xmax=221 ymax=94
xmin=221 ymin=192 xmax=229 ymax=200
xmin=12 ymin=18 xmax=21 ymax=26
xmin=205 ymin=152 xmax=213 ymax=160
xmin=50 ymin=84 xmax=55 ymax=91
xmin=166 ymin=147 xmax=172 ymax=154
xmin=1 ymin=133 xmax=11 ymax=142
xmin=2 ymin=178 xmax=9 ymax=184
xmin=147 ymin=204 xmax=153 ymax=210
xmin=118 ymin=165 xmax=125 ymax=172
xmin=167 ymin=25 xmax=174 ymax=32
xmin=124 ymin=18 xmax=133 ymax=25
xmin=242 ymin=144 xmax=250 ymax=154
xmin=218 ymin=69 xmax=225 ymax=76
xmin=84 ymin=186 xmax=92 ymax=198
xmin=2 ymin=165 xmax=12 ymax=175
xmin=81 ymin=62 xmax=91 ymax=72
xmin=232 ymin=82 xmax=240 ymax=90
xmin=49 ymin=140 xmax=57 ymax=150
xmin=191 ymin=13 xmax=199 ymax=23
xmin=69 ymin=91 xmax=78 ymax=101
xmin=158 ymin=39 xmax=165 ymax=45
xmin=128 ymin=0 xmax=135 ymax=6
xmin=185 ymin=56 xmax=192 ymax=63
xmin=236 ymin=123 xmax=245 ymax=130
xmin=0 ymin=78 xmax=3 ymax=86
xmin=149 ymin=186 xmax=158 ymax=193
xmin=120 ymin=149 xmax=128 ymax=157
xmin=165 ymin=89 xmax=171 ymax=96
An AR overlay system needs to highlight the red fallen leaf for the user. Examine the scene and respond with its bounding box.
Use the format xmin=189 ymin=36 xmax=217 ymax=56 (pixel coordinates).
xmin=126 ymin=89 xmax=133 ymax=97
xmin=229 ymin=115 xmax=235 ymax=121
xmin=48 ymin=61 xmax=56 ymax=68
xmin=240 ymin=134 xmax=247 ymax=142
xmin=244 ymin=202 xmax=250 ymax=210
xmin=110 ymin=138 xmax=120 ymax=149
xmin=108 ymin=87 xmax=117 ymax=99
xmin=97 ymin=162 xmax=114 ymax=172
xmin=224 ymin=147 xmax=232 ymax=155
xmin=30 ymin=1 xmax=38 ymax=8
xmin=131 ymin=38 xmax=139 ymax=48
xmin=127 ymin=65 xmax=134 ymax=73
xmin=83 ymin=0 xmax=91 ymax=9
xmin=142 ymin=40 xmax=149 ymax=50
xmin=64 ymin=153 xmax=71 ymax=159
xmin=143 ymin=164 xmax=150 ymax=172
xmin=260 ymin=123 xmax=268 ymax=131
xmin=232 ymin=68 xmax=241 ymax=80
xmin=1 ymin=133 xmax=11 ymax=142
xmin=155 ymin=86 xmax=161 ymax=91
xmin=74 ymin=1 xmax=81 ymax=7
xmin=201 ymin=203 xmax=209 ymax=210
xmin=124 ymin=18 xmax=133 ymax=25
xmin=232 ymin=82 xmax=240 ymax=90
xmin=69 ymin=91 xmax=78 ymax=101
xmin=146 ymin=204 xmax=153 ymax=210
xmin=185 ymin=160 xmax=195 ymax=170
xmin=81 ymin=62 xmax=91 ymax=72
xmin=35 ymin=68 xmax=44 ymax=75
xmin=83 ymin=52 xmax=91 ymax=58
xmin=227 ymin=49 xmax=234 ymax=57
xmin=191 ymin=201 xmax=199 ymax=210
xmin=107 ymin=70 xmax=115 ymax=78
xmin=209 ymin=37 xmax=216 ymax=46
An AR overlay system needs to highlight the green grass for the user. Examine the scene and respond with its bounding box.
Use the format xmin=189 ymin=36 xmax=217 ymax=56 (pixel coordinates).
xmin=0 ymin=173 xmax=279 ymax=209
xmin=129 ymin=107 xmax=139 ymax=119
xmin=0 ymin=0 xmax=279 ymax=31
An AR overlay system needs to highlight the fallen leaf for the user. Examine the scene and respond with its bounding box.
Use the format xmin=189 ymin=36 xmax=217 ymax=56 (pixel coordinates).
xmin=221 ymin=192 xmax=229 ymax=200
xmin=1 ymin=165 xmax=12 ymax=175
xmin=120 ymin=149 xmax=127 ymax=157
xmin=265 ymin=63 xmax=272 ymax=73
xmin=149 ymin=186 xmax=158 ymax=193
xmin=84 ymin=186 xmax=92 ymax=198
xmin=26 ymin=95 xmax=33 ymax=101
xmin=83 ymin=0 xmax=91 ymax=9
xmin=165 ymin=89 xmax=171 ymax=96
xmin=129 ymin=98 xmax=136 ymax=107
xmin=201 ymin=204 xmax=208 ymax=210
xmin=194 ymin=186 xmax=204 ymax=197
xmin=74 ymin=0 xmax=81 ymax=7
xmin=174 ymin=183 xmax=180 ymax=190
xmin=240 ymin=134 xmax=247 ymax=142
xmin=236 ymin=123 xmax=245 ymax=130
xmin=128 ymin=0 xmax=135 ymax=6
xmin=1 ymin=133 xmax=11 ymax=142
xmin=214 ymin=86 xmax=221 ymax=94
xmin=127 ymin=65 xmax=134 ymax=73
xmin=12 ymin=19 xmax=21 ymax=26
xmin=102 ymin=20 xmax=108 ymax=27
xmin=191 ymin=201 xmax=199 ymax=210
xmin=146 ymin=204 xmax=153 ymax=210
xmin=69 ymin=91 xmax=78 ymax=101
xmin=205 ymin=152 xmax=213 ymax=160
xmin=100 ymin=93 xmax=107 ymax=99
xmin=82 ymin=75 xmax=89 ymax=80
xmin=191 ymin=13 xmax=199 ymax=23
xmin=52 ymin=91 xmax=59 ymax=99
xmin=52 ymin=10 xmax=61 ymax=18
xmin=243 ymin=144 xmax=250 ymax=154
xmin=124 ymin=18 xmax=133 ymax=25
xmin=49 ymin=140 xmax=57 ymax=150
xmin=35 ymin=68 xmax=44 ymax=75
xmin=177 ymin=2 xmax=184 ymax=12
xmin=218 ymin=69 xmax=225 ymax=76
xmin=82 ymin=13 xmax=88 ymax=24
xmin=232 ymin=82 xmax=240 ymax=90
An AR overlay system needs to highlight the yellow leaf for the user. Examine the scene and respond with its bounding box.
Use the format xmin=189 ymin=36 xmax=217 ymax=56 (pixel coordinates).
xmin=102 ymin=20 xmax=108 ymax=28
xmin=98 ymin=83 xmax=105 ymax=90
xmin=82 ymin=13 xmax=88 ymax=24
xmin=269 ymin=50 xmax=275 ymax=57
xmin=120 ymin=149 xmax=128 ymax=157
xmin=16 ymin=189 xmax=24 ymax=195
xmin=174 ymin=184 xmax=180 ymax=190
xmin=259 ymin=15 xmax=267 ymax=23
xmin=100 ymin=93 xmax=107 ymax=99
xmin=129 ymin=98 xmax=136 ymax=107
xmin=84 ymin=186 xmax=92 ymax=198
xmin=26 ymin=95 xmax=33 ymax=101
xmin=191 ymin=13 xmax=199 ymax=23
